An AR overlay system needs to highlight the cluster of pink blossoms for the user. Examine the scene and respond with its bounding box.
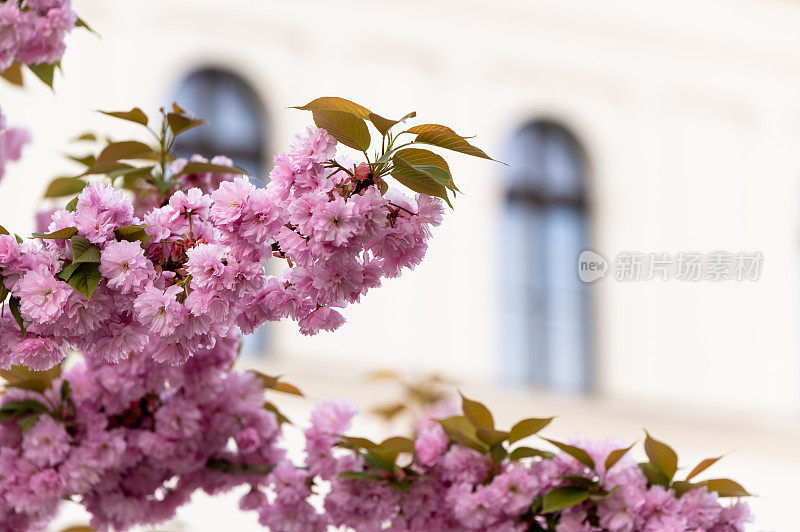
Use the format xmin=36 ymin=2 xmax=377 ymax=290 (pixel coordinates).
xmin=0 ymin=331 xmax=286 ymax=531
xmin=0 ymin=106 xmax=29 ymax=184
xmin=228 ymin=400 xmax=751 ymax=532
xmin=0 ymin=0 xmax=76 ymax=71
xmin=0 ymin=126 xmax=443 ymax=371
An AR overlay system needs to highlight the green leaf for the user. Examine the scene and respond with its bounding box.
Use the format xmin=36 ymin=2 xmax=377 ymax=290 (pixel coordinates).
xmin=0 ymin=225 xmax=9 ymax=235
xmin=490 ymin=443 xmax=508 ymax=463
xmin=542 ymin=438 xmax=595 ymax=469
xmin=176 ymin=161 xmax=247 ymax=176
xmin=390 ymin=155 xmax=452 ymax=207
xmin=560 ymin=475 xmax=597 ymax=489
xmin=460 ymin=392 xmax=494 ymax=429
xmin=43 ymin=178 xmax=88 ymax=198
xmin=0 ymin=61 xmax=24 ymax=86
xmin=292 ymin=96 xmax=372 ymax=118
xmin=0 ymin=399 xmax=49 ymax=423
xmin=685 ymin=456 xmax=723 ymax=481
xmin=60 ymin=379 xmax=71 ymax=402
xmin=476 ymin=427 xmax=509 ymax=446
xmin=70 ymin=236 xmax=101 ymax=263
xmin=672 ymin=480 xmax=700 ymax=497
xmin=406 ymin=123 xmax=497 ymax=161
xmin=604 ymin=443 xmax=636 ymax=472
xmin=312 ymin=109 xmax=371 ymax=152
xmin=698 ymin=478 xmax=751 ymax=497
xmin=589 ymin=486 xmax=620 ymax=501
xmin=437 ymin=415 xmax=488 ymax=454
xmin=394 ymin=148 xmax=457 ymax=191
xmin=27 ymin=62 xmax=57 ymax=88
xmin=0 ymin=277 xmax=7 ymax=303
xmin=114 ymin=225 xmax=151 ymax=246
xmin=65 ymin=197 xmax=79 ymax=212
xmin=644 ymin=431 xmax=678 ymax=481
xmin=638 ymin=462 xmax=671 ymax=487
xmin=509 ymin=446 xmax=556 ymax=461
xmin=338 ymin=471 xmax=385 ymax=480
xmin=363 ymin=450 xmax=395 ymax=473
xmin=508 ymin=417 xmax=554 ymax=444
xmin=75 ymin=16 xmax=97 ymax=34
xmin=60 ymin=258 xmax=81 ymax=282
xmin=18 ymin=413 xmax=41 ymax=432
xmin=100 ymin=107 xmax=148 ymax=126
xmin=32 ymin=227 xmax=78 ymax=240
xmin=167 ymin=113 xmax=206 ymax=137
xmin=8 ymin=296 xmax=25 ymax=338
xmin=541 ymin=486 xmax=591 ymax=514
xmin=65 ymin=262 xmax=102 ymax=300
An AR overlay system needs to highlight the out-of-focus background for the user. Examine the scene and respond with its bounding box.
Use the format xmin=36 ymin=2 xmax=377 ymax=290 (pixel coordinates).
xmin=2 ymin=0 xmax=799 ymax=529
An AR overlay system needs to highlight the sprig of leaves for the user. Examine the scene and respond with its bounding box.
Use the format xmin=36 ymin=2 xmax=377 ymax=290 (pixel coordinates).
xmin=41 ymin=104 xmax=247 ymax=210
xmin=292 ymin=96 xmax=500 ymax=207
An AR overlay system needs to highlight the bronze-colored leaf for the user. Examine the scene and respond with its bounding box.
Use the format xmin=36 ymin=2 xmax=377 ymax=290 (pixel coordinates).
xmin=167 ymin=113 xmax=206 ymax=137
xmin=406 ymin=123 xmax=496 ymax=161
xmin=509 ymin=446 xmax=555 ymax=461
xmin=312 ymin=109 xmax=371 ymax=152
xmin=476 ymin=427 xmax=509 ymax=446
xmin=437 ymin=415 xmax=487 ymax=454
xmin=685 ymin=456 xmax=723 ymax=481
xmin=542 ymin=437 xmax=595 ymax=469
xmin=0 ymin=62 xmax=24 ymax=86
xmin=604 ymin=443 xmax=635 ymax=472
xmin=99 ymin=108 xmax=148 ymax=126
xmin=292 ymin=96 xmax=372 ymax=118
xmin=43 ymin=177 xmax=88 ymax=198
xmin=88 ymin=141 xmax=153 ymax=175
xmin=31 ymin=227 xmax=78 ymax=240
xmin=460 ymin=392 xmax=494 ymax=429
xmin=698 ymin=478 xmax=751 ymax=497
xmin=0 ymin=364 xmax=62 ymax=393
xmin=508 ymin=417 xmax=554 ymax=444
xmin=644 ymin=431 xmax=678 ymax=481
xmin=176 ymin=161 xmax=246 ymax=176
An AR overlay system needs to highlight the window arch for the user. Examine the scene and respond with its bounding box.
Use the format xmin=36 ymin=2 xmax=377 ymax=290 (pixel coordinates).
xmin=171 ymin=68 xmax=267 ymax=176
xmin=501 ymin=120 xmax=591 ymax=392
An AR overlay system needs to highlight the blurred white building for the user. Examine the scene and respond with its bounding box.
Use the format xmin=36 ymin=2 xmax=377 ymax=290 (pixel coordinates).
xmin=3 ymin=0 xmax=800 ymax=529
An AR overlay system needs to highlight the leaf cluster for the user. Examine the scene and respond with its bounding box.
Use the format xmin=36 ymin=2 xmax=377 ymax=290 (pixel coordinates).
xmin=292 ymin=96 xmax=500 ymax=207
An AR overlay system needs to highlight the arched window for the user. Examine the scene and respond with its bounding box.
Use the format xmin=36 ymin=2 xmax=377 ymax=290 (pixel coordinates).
xmin=171 ymin=68 xmax=266 ymax=176
xmin=502 ymin=121 xmax=591 ymax=392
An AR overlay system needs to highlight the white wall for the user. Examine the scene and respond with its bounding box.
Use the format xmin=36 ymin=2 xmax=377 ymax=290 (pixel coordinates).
xmin=3 ymin=0 xmax=800 ymax=426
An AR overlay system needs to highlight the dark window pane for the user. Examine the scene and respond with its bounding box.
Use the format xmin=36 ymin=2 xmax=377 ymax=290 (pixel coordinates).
xmin=502 ymin=121 xmax=590 ymax=392
xmin=171 ymin=68 xmax=266 ymax=176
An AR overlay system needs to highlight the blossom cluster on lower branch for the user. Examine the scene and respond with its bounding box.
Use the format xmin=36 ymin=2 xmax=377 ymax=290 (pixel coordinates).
xmin=0 ymin=364 xmax=753 ymax=531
